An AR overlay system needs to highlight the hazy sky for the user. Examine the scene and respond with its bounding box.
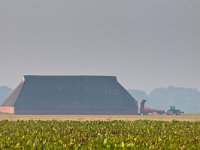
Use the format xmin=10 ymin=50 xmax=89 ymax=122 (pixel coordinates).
xmin=0 ymin=0 xmax=200 ymax=92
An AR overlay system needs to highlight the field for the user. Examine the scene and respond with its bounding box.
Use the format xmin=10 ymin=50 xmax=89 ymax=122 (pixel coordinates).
xmin=0 ymin=115 xmax=200 ymax=149
xmin=0 ymin=119 xmax=200 ymax=149
xmin=0 ymin=114 xmax=200 ymax=122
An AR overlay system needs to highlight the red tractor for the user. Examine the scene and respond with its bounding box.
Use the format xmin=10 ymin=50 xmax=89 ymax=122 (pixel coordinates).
xmin=139 ymin=99 xmax=165 ymax=115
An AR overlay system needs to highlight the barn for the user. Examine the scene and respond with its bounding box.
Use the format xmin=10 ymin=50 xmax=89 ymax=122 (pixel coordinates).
xmin=0 ymin=75 xmax=138 ymax=115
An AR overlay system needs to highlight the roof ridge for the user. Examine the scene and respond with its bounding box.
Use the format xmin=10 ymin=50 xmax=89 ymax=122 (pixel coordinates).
xmin=24 ymin=75 xmax=116 ymax=77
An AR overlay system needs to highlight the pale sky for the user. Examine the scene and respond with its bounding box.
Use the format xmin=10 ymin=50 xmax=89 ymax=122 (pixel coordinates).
xmin=0 ymin=0 xmax=200 ymax=92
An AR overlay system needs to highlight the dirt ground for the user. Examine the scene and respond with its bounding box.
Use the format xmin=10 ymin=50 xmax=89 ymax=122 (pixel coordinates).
xmin=0 ymin=114 xmax=200 ymax=122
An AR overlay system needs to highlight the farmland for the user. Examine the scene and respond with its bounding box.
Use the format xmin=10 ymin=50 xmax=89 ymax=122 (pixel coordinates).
xmin=0 ymin=116 xmax=200 ymax=149
xmin=1 ymin=114 xmax=200 ymax=122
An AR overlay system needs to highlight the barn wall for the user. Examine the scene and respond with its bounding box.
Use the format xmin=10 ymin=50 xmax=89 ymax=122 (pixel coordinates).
xmin=0 ymin=107 xmax=14 ymax=114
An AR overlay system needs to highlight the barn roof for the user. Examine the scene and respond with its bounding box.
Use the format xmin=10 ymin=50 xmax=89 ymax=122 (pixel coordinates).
xmin=2 ymin=75 xmax=138 ymax=115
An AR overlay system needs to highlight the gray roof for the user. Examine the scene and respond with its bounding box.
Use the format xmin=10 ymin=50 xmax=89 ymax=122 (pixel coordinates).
xmin=3 ymin=75 xmax=138 ymax=115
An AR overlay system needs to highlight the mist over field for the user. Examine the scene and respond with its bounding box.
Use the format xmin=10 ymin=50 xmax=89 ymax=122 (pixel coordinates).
xmin=0 ymin=86 xmax=12 ymax=105
xmin=128 ymin=87 xmax=200 ymax=113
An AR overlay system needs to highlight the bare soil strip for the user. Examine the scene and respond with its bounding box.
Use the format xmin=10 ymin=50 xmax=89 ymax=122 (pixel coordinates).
xmin=0 ymin=115 xmax=200 ymax=121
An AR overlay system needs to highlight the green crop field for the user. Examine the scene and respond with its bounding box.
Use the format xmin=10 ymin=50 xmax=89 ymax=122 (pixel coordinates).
xmin=0 ymin=120 xmax=199 ymax=149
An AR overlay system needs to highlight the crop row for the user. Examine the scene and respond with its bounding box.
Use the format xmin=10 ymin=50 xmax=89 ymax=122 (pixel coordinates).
xmin=0 ymin=120 xmax=199 ymax=149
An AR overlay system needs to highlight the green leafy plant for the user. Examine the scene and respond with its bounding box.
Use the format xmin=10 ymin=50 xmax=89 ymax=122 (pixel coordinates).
xmin=0 ymin=120 xmax=199 ymax=149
